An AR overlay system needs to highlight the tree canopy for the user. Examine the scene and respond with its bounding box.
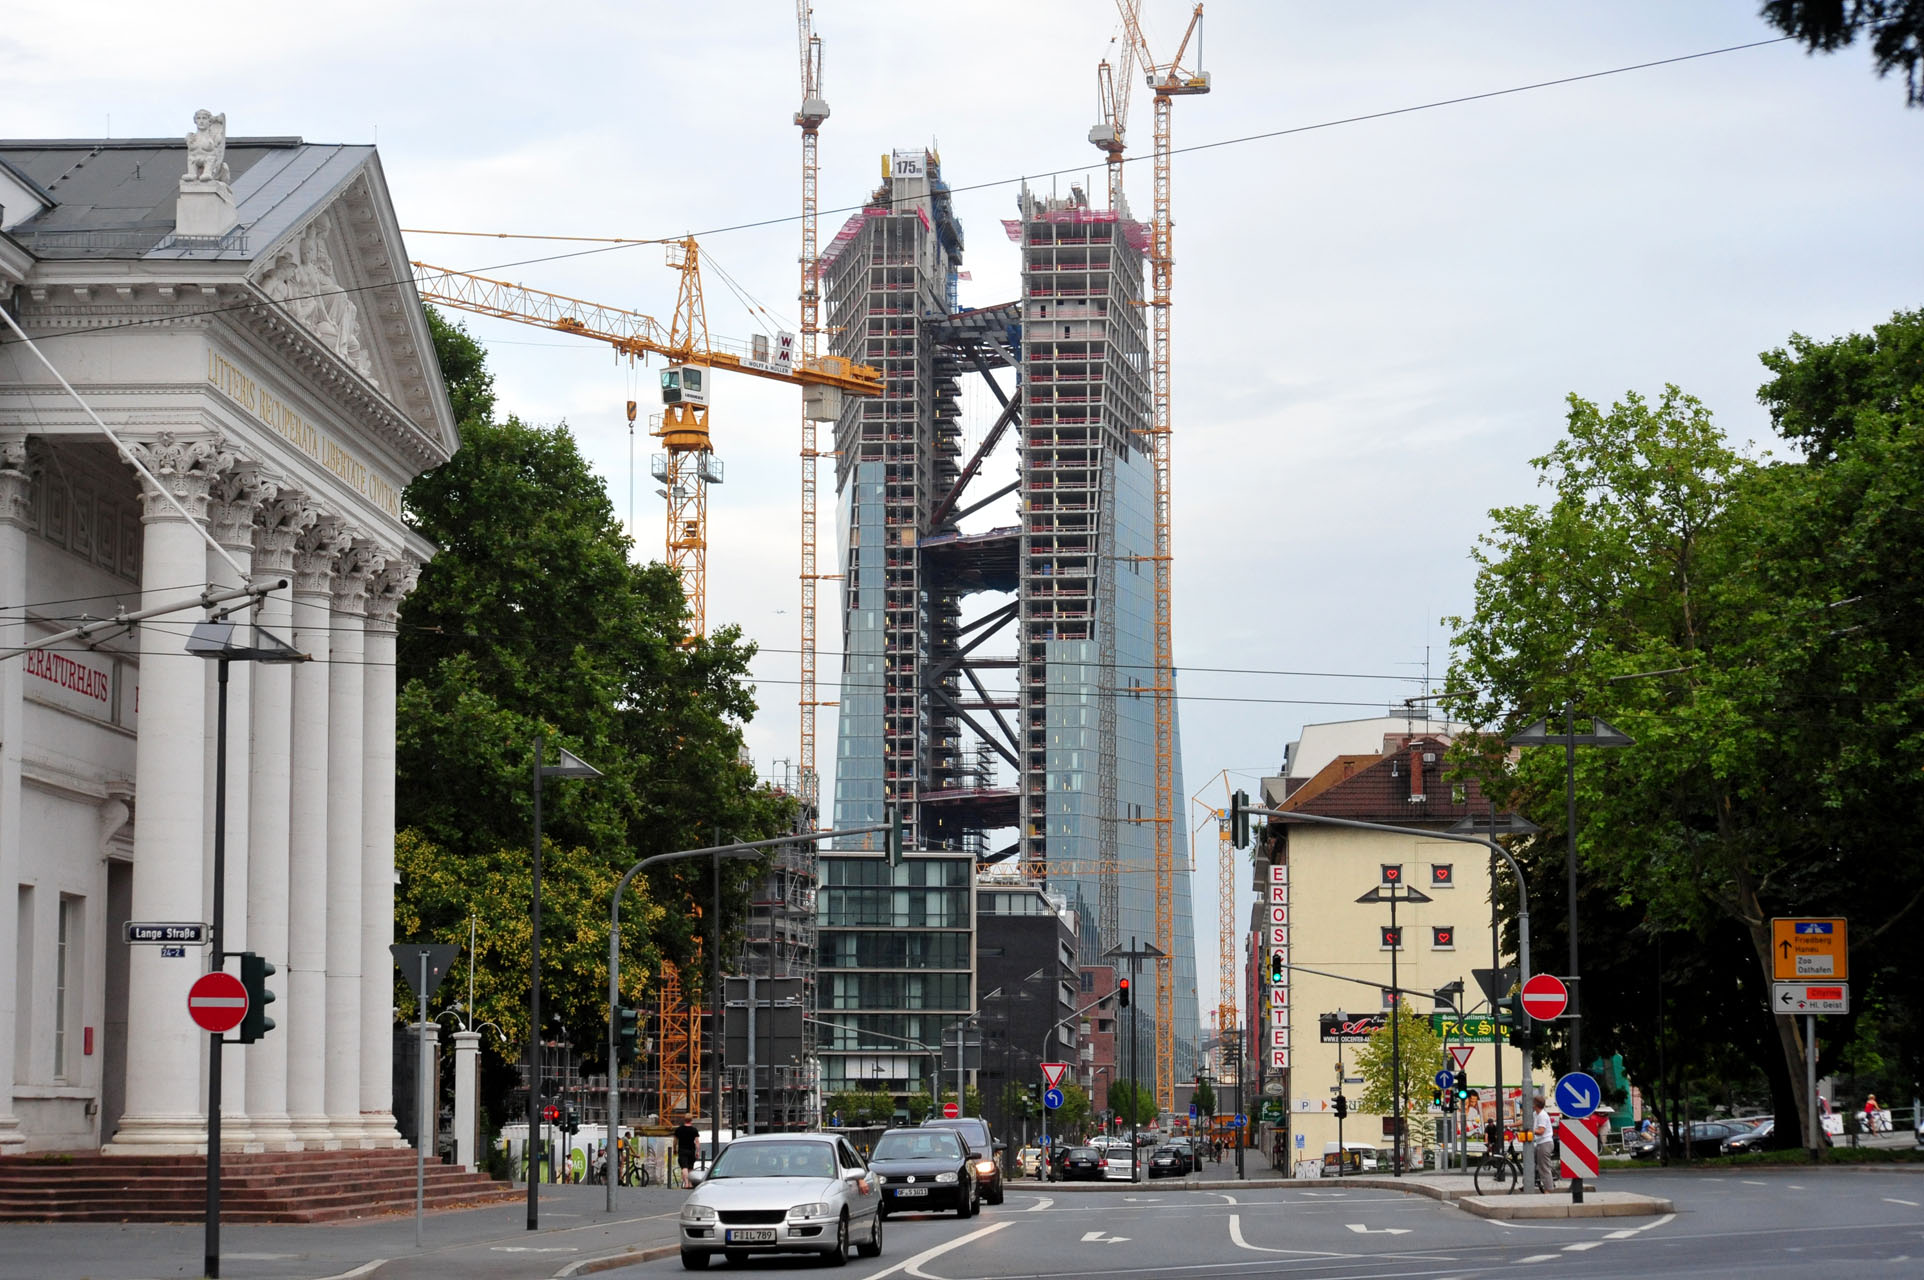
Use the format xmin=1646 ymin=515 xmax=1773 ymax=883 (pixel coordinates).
xmin=1761 ymin=1 xmax=1924 ymax=106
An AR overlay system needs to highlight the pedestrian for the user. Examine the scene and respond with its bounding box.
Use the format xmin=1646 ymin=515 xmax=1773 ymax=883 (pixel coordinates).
xmin=674 ymin=1113 xmax=700 ymax=1189
xmin=1532 ymin=1097 xmax=1555 ymax=1192
xmin=1864 ymin=1094 xmax=1883 ymax=1134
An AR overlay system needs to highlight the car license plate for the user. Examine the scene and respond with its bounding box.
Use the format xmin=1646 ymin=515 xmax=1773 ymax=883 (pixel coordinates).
xmin=894 ymin=1187 xmax=927 ymax=1196
xmin=725 ymin=1229 xmax=776 ymax=1243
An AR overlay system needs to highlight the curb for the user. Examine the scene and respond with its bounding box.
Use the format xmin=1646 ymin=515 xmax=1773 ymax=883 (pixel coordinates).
xmin=560 ymin=1243 xmax=682 ymax=1276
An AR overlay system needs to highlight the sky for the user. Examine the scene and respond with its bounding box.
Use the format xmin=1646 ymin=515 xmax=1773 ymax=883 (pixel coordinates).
xmin=7 ymin=0 xmax=1921 ymax=1037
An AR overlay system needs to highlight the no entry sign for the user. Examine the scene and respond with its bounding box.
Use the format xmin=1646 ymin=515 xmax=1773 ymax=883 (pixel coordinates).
xmin=943 ymin=1102 xmax=959 ymax=1119
xmin=187 ymin=971 xmax=249 ymax=1034
xmin=1521 ymin=974 xmax=1568 ymax=1021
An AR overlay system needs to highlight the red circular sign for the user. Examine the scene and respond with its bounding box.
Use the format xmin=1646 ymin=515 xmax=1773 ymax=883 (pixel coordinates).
xmin=942 ymin=1102 xmax=959 ymax=1119
xmin=1520 ymin=974 xmax=1568 ymax=1021
xmin=543 ymin=1104 xmax=560 ymax=1122
xmin=187 ymin=971 xmax=249 ymax=1033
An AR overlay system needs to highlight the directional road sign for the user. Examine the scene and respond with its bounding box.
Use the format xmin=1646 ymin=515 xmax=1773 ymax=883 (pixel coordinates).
xmin=1771 ymin=917 xmax=1848 ymax=981
xmin=1040 ymin=1061 xmax=1069 ymax=1088
xmin=187 ymin=971 xmax=249 ymax=1034
xmin=1772 ymin=982 xmax=1849 ymax=1014
xmin=1434 ymin=1070 xmax=1455 ymax=1091
xmin=1447 ymin=1044 xmax=1474 ymax=1073
xmin=1044 ymin=1087 xmax=1064 ymax=1111
xmin=1521 ymin=973 xmax=1569 ymax=1021
xmin=1554 ymin=1071 xmax=1601 ymax=1120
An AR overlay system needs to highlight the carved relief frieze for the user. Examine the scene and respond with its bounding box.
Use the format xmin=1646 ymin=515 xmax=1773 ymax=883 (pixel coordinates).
xmin=20 ymin=439 xmax=146 ymax=582
xmin=256 ymin=216 xmax=379 ymax=387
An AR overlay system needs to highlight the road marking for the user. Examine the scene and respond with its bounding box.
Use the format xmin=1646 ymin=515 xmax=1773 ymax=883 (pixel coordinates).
xmin=1081 ymin=1230 xmax=1130 ymax=1243
xmin=490 ymin=1245 xmax=577 ymax=1253
xmin=313 ymin=1264 xmax=385 ymax=1280
xmin=1742 ymin=1179 xmax=1767 ymax=1186
xmin=1026 ymin=1196 xmax=1055 ymax=1211
xmin=1887 ymin=1198 xmax=1920 ymax=1207
xmin=1563 ymin=1241 xmax=1601 ymax=1251
xmin=1516 ymin=1254 xmax=1560 ymax=1263
xmin=1346 ymin=1223 xmax=1412 ymax=1235
xmin=1227 ymin=1213 xmax=1353 ymax=1258
xmin=865 ymin=1219 xmax=1009 ymax=1280
xmin=1213 ymin=1192 xmax=1239 ymax=1204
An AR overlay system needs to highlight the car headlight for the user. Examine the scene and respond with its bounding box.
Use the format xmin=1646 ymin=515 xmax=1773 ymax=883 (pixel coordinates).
xmin=974 ymin=1159 xmax=995 ymax=1175
xmin=935 ymin=1172 xmax=958 ymax=1183
xmin=681 ymin=1204 xmax=717 ymax=1223
xmin=788 ymin=1202 xmax=832 ymax=1219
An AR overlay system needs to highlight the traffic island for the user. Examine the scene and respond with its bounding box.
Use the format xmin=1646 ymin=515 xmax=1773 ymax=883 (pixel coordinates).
xmin=1455 ymin=1189 xmax=1674 ymax=1219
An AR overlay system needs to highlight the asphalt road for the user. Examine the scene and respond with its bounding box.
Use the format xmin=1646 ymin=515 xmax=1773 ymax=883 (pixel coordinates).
xmin=600 ymin=1169 xmax=1924 ymax=1280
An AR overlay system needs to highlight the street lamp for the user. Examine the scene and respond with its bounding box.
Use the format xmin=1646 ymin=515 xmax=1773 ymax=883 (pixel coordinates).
xmin=1508 ymin=710 xmax=1633 ymax=1074
xmin=1354 ymin=879 xmax=1431 ymax=1175
xmin=525 ymin=738 xmax=602 ymax=1230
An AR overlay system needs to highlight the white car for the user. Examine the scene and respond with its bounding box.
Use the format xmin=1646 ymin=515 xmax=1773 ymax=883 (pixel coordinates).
xmin=678 ymin=1132 xmax=883 ymax=1270
xmin=1101 ymin=1147 xmax=1135 ymax=1180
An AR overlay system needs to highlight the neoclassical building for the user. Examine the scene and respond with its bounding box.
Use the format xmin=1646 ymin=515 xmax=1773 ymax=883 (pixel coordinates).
xmin=0 ymin=114 xmax=457 ymax=1153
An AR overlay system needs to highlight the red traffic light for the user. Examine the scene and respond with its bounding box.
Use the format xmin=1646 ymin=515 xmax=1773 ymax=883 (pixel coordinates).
xmin=542 ymin=1104 xmax=560 ymax=1122
xmin=1117 ymin=977 xmax=1131 ymax=1008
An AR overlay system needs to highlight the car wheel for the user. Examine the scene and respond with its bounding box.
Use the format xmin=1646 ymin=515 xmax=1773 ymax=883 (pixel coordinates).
xmin=856 ymin=1211 xmax=883 ymax=1259
xmin=680 ymin=1250 xmax=711 ymax=1271
xmin=989 ymin=1176 xmax=1004 ymax=1205
xmin=822 ymin=1212 xmax=849 ymax=1266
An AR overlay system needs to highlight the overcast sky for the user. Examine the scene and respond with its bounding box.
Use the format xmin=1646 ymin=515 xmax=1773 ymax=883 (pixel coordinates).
xmin=8 ymin=1 xmax=1921 ymax=1029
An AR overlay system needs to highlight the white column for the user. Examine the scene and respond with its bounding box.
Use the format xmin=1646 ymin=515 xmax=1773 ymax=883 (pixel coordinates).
xmin=243 ymin=489 xmax=309 ymax=1149
xmin=204 ymin=465 xmax=264 ymax=1150
xmin=324 ymin=542 xmax=376 ymax=1145
xmin=451 ymin=1029 xmax=480 ymax=1171
xmin=106 ymin=433 xmax=230 ymax=1153
xmin=360 ymin=557 xmax=418 ymax=1147
xmin=0 ymin=439 xmax=31 ymax=1155
xmin=285 ymin=513 xmax=348 ymax=1149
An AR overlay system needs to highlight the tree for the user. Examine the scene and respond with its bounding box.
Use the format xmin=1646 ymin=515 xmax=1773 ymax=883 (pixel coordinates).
xmin=824 ymin=1091 xmax=897 ymax=1127
xmin=1760 ymin=1 xmax=1924 ymax=106
xmin=1352 ymin=1003 xmax=1444 ymax=1118
xmin=1192 ymin=1077 xmax=1217 ymax=1118
xmin=1107 ymin=1078 xmax=1160 ymax=1127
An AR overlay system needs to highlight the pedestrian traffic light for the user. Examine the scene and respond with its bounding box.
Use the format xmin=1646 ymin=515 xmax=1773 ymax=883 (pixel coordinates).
xmin=616 ymin=1005 xmax=641 ymax=1065
xmin=564 ymin=1107 xmax=580 ymax=1135
xmin=1229 ymin=789 xmax=1250 ymax=849
xmin=1117 ymin=977 xmax=1131 ymax=1008
xmin=1268 ymin=951 xmax=1285 ymax=984
xmin=237 ymin=952 xmax=276 ymax=1044
xmin=1333 ymin=1095 xmax=1349 ymax=1119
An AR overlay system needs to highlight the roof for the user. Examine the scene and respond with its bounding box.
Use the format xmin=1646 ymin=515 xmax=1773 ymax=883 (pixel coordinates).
xmin=1280 ymin=735 xmax=1493 ymax=824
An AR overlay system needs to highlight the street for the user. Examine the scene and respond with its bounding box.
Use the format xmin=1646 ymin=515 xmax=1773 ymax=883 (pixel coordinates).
xmin=7 ymin=1167 xmax=1919 ymax=1280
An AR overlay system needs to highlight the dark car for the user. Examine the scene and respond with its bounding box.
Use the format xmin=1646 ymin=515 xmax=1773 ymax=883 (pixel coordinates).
xmin=921 ymin=1116 xmax=1005 ymax=1205
xmin=1146 ymin=1146 xmax=1185 ymax=1178
xmin=1167 ymin=1138 xmax=1201 ymax=1172
xmin=1056 ymin=1146 xmax=1106 ymax=1181
xmin=1683 ymin=1120 xmax=1747 ymax=1158
xmin=867 ymin=1127 xmax=976 ymax=1218
xmin=1722 ymin=1119 xmax=1774 ymax=1155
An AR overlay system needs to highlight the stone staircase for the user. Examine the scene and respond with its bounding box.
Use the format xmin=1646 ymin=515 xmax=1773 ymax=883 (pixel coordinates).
xmin=0 ymin=1148 xmax=521 ymax=1223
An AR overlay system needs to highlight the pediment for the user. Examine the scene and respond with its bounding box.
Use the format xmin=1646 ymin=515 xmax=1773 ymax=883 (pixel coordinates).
xmin=245 ymin=160 xmax=458 ymax=467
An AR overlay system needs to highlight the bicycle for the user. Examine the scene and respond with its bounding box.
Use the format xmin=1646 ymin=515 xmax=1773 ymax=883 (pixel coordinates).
xmin=1472 ymin=1139 xmax=1524 ymax=1195
xmin=622 ymin=1154 xmax=654 ymax=1187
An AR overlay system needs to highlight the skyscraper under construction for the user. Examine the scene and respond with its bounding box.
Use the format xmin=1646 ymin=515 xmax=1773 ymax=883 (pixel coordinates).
xmin=817 ymin=151 xmax=1198 ymax=1092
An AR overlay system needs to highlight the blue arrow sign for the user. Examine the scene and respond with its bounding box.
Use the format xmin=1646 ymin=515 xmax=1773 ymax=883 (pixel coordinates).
xmin=1434 ymin=1069 xmax=1455 ymax=1091
xmin=1233 ymin=1114 xmax=1245 ymax=1127
xmin=1044 ymin=1086 xmax=1064 ymax=1110
xmin=1554 ymin=1071 xmax=1601 ymax=1119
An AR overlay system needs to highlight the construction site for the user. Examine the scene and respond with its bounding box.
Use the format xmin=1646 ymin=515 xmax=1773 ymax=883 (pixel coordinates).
xmin=410 ymin=1 xmax=1225 ymax=1131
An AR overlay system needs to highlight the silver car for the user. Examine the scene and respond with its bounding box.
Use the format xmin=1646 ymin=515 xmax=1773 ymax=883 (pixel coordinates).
xmin=678 ymin=1132 xmax=883 ymax=1270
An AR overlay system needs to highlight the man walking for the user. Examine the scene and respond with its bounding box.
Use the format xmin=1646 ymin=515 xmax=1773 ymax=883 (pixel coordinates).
xmin=675 ymin=1114 xmax=700 ymax=1189
xmin=1532 ymin=1097 xmax=1555 ymax=1192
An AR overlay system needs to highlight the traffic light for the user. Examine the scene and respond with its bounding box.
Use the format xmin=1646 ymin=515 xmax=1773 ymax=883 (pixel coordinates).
xmin=237 ymin=952 xmax=276 ymax=1044
xmin=1117 ymin=977 xmax=1131 ymax=1008
xmin=1454 ymin=1083 xmax=1471 ymax=1107
xmin=886 ymin=804 xmax=905 ymax=866
xmin=1430 ymin=1087 xmax=1443 ymax=1108
xmin=1333 ymin=1095 xmax=1349 ymax=1120
xmin=1229 ymin=789 xmax=1250 ymax=849
xmin=1495 ymin=992 xmax=1533 ymax=1049
xmin=616 ymin=1005 xmax=641 ymax=1065
xmin=1268 ymin=951 xmax=1285 ymax=984
xmin=564 ymin=1107 xmax=580 ymax=1136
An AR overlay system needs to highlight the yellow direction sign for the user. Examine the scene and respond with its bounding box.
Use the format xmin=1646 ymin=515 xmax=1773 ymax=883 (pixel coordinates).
xmin=1771 ymin=917 xmax=1848 ymax=981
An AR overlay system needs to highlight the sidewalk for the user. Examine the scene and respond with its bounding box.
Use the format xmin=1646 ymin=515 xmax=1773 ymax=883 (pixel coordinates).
xmin=0 ymin=1181 xmax=692 ymax=1280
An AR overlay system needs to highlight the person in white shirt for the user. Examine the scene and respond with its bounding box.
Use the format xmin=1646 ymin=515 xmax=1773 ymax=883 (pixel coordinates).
xmin=1532 ymin=1097 xmax=1555 ymax=1191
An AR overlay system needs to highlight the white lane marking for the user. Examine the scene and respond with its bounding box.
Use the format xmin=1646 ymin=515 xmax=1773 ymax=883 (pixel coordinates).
xmin=1887 ymin=1198 xmax=1920 ymax=1207
xmin=1742 ymin=1179 xmax=1767 ymax=1186
xmin=1346 ymin=1223 xmax=1412 ymax=1235
xmin=1213 ymin=1192 xmax=1239 ymax=1204
xmin=1227 ymin=1213 xmax=1354 ymax=1258
xmin=1081 ymin=1230 xmax=1130 ymax=1243
xmin=1599 ymin=1212 xmax=1675 ymax=1240
xmin=490 ymin=1245 xmax=577 ymax=1253
xmin=1516 ymin=1254 xmax=1560 ymax=1263
xmin=1563 ymin=1241 xmax=1601 ymax=1252
xmin=864 ymin=1219 xmax=1009 ymax=1280
xmin=1026 ymin=1196 xmax=1055 ymax=1211
xmin=313 ymin=1264 xmax=385 ymax=1280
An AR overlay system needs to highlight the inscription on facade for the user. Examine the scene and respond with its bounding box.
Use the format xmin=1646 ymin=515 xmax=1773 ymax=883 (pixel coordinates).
xmin=207 ymin=351 xmax=401 ymax=519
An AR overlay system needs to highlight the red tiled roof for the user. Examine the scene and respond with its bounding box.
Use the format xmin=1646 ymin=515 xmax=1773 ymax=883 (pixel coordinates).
xmin=1280 ymin=735 xmax=1492 ymax=823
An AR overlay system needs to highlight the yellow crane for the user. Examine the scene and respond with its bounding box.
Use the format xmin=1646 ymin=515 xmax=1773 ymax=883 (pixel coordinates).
xmin=411 ymin=241 xmax=880 ymax=635
xmin=795 ymin=2 xmax=831 ymax=811
xmin=1089 ymin=0 xmax=1143 ymax=211
xmin=1110 ymin=0 xmax=1211 ymax=1114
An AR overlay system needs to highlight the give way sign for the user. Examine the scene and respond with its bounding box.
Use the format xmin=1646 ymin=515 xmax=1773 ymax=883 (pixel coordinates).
xmin=1040 ymin=1062 xmax=1069 ymax=1088
xmin=1521 ymin=974 xmax=1568 ymax=1021
xmin=187 ymin=971 xmax=248 ymax=1034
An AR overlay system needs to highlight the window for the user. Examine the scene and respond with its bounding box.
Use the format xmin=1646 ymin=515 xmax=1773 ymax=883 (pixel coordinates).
xmin=1431 ymin=926 xmax=1455 ymax=950
xmin=1430 ymin=864 xmax=1454 ymax=888
xmin=1380 ymin=864 xmax=1403 ymax=887
xmin=1080 ymin=971 xmax=1094 ymax=992
xmin=1380 ymin=926 xmax=1403 ymax=951
xmin=54 ymin=896 xmax=78 ymax=1081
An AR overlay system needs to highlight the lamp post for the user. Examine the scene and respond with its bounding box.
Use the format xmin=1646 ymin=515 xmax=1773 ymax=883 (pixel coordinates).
xmin=1039 ymin=990 xmax=1113 ymax=1159
xmin=525 ymin=738 xmax=602 ymax=1230
xmin=1104 ymin=939 xmax=1165 ymax=1181
xmin=1508 ymin=710 xmax=1633 ymax=1074
xmin=185 ymin=618 xmax=306 ymax=1280
xmin=1354 ymin=879 xmax=1431 ymax=1175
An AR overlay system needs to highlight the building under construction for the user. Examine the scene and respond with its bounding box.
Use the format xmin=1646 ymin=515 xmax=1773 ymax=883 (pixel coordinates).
xmin=819 ymin=152 xmax=1198 ymax=1093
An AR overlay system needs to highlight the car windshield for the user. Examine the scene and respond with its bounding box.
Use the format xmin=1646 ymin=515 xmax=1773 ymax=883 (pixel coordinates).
xmin=873 ymin=1132 xmax=963 ymax=1161
xmin=706 ymin=1140 xmax=837 ymax=1180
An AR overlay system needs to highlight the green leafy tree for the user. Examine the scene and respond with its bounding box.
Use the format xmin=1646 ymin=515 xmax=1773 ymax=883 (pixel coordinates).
xmin=1107 ymin=1078 xmax=1160 ymax=1127
xmin=1352 ymin=1002 xmax=1444 ymax=1117
xmin=824 ymin=1091 xmax=898 ymax=1127
xmin=1192 ymin=1077 xmax=1217 ymax=1118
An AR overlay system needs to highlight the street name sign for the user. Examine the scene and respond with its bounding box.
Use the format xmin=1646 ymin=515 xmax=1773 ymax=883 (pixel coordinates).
xmin=1773 ymin=982 xmax=1849 ymax=1014
xmin=1040 ymin=1062 xmax=1069 ymax=1088
xmin=126 ymin=921 xmax=208 ymax=945
xmin=1521 ymin=974 xmax=1568 ymax=1021
xmin=187 ymin=971 xmax=249 ymax=1034
xmin=1554 ymin=1071 xmax=1602 ymax=1120
xmin=1771 ymin=917 xmax=1847 ymax=981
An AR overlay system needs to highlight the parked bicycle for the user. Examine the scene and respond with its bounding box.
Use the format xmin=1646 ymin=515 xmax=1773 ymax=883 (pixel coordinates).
xmin=621 ymin=1153 xmax=654 ymax=1187
xmin=1473 ymin=1135 xmax=1525 ymax=1195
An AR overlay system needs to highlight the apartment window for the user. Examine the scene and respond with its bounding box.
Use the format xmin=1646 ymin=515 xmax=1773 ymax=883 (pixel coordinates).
xmin=1430 ymin=864 xmax=1454 ymax=888
xmin=1380 ymin=926 xmax=1403 ymax=951
xmin=1080 ymin=971 xmax=1094 ymax=993
xmin=1431 ymin=926 xmax=1456 ymax=951
xmin=1380 ymin=864 xmax=1403 ymax=887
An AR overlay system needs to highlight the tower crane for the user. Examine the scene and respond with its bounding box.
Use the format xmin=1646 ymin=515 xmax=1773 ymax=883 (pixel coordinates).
xmin=1109 ymin=0 xmax=1210 ymax=1115
xmin=411 ymin=242 xmax=880 ymax=636
xmin=1089 ymin=0 xmax=1143 ymax=211
xmin=795 ymin=2 xmax=831 ymax=812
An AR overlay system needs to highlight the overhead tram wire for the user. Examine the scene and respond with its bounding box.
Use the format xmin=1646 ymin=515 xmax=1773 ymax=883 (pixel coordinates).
xmin=4 ymin=33 xmax=1798 ymax=359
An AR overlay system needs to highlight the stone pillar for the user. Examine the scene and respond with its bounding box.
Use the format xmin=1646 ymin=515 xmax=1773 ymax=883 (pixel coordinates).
xmin=360 ymin=557 xmax=418 ymax=1147
xmin=0 ymin=439 xmax=31 ymax=1155
xmin=451 ymin=1029 xmax=481 ymax=1172
xmin=204 ymin=464 xmax=264 ymax=1150
xmin=324 ymin=541 xmax=377 ymax=1145
xmin=285 ymin=513 xmax=348 ymax=1149
xmin=243 ymin=490 xmax=310 ymax=1149
xmin=107 ymin=433 xmax=231 ymax=1153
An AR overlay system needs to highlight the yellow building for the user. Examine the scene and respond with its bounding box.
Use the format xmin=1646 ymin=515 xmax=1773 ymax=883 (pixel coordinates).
xmin=1252 ymin=722 xmax=1539 ymax=1172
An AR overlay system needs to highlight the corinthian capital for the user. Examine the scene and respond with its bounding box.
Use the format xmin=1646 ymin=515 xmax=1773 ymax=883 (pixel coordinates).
xmin=129 ymin=432 xmax=234 ymax=523
xmin=331 ymin=540 xmax=384 ymax=615
xmin=253 ymin=487 xmax=314 ymax=576
xmin=292 ymin=513 xmax=351 ymax=596
xmin=364 ymin=556 xmax=421 ymax=632
xmin=208 ymin=463 xmax=271 ymax=553
xmin=0 ymin=435 xmax=31 ymax=531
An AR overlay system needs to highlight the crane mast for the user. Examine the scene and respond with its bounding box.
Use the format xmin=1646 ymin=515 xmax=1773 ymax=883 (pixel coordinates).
xmin=796 ymin=3 xmax=831 ymax=811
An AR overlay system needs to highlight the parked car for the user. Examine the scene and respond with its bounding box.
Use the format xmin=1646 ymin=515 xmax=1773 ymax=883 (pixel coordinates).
xmin=1146 ymin=1145 xmax=1186 ymax=1178
xmin=1623 ymin=1127 xmax=1660 ymax=1160
xmin=1321 ymin=1141 xmax=1379 ymax=1173
xmin=921 ymin=1116 xmax=1006 ymax=1205
xmin=677 ymin=1132 xmax=883 ymax=1270
xmin=1015 ymin=1145 xmax=1042 ymax=1178
xmin=1167 ymin=1138 xmax=1202 ymax=1172
xmin=1101 ymin=1146 xmax=1135 ymax=1180
xmin=1056 ymin=1145 xmax=1106 ymax=1181
xmin=866 ymin=1127 xmax=976 ymax=1219
xmin=1722 ymin=1119 xmax=1774 ymax=1155
xmin=1682 ymin=1121 xmax=1748 ymax=1159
